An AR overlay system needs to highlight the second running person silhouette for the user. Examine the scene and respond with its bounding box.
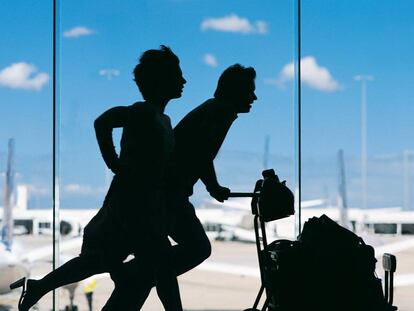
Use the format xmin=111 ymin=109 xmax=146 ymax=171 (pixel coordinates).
xmin=101 ymin=63 xmax=258 ymax=310
xmin=11 ymin=45 xmax=186 ymax=311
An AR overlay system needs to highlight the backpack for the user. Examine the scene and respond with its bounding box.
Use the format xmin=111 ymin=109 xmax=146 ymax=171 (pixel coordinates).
xmin=296 ymin=214 xmax=390 ymax=311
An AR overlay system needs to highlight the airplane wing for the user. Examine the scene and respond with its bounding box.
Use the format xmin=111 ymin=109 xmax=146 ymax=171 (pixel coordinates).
xmin=204 ymin=198 xmax=251 ymax=211
xmin=20 ymin=237 xmax=83 ymax=263
xmin=210 ymin=198 xmax=325 ymax=211
xmin=220 ymin=225 xmax=256 ymax=242
xmin=301 ymin=199 xmax=325 ymax=208
xmin=220 ymin=224 xmax=290 ymax=243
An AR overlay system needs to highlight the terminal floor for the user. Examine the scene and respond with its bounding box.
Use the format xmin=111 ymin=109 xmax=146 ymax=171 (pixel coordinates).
xmin=1 ymin=237 xmax=412 ymax=310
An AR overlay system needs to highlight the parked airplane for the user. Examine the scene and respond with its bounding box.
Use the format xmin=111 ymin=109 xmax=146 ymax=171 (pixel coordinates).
xmin=195 ymin=150 xmax=414 ymax=242
xmin=0 ymin=139 xmax=82 ymax=300
xmin=0 ymin=139 xmax=29 ymax=294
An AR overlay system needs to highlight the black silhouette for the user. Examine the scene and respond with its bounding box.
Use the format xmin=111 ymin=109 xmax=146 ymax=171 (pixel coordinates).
xmin=10 ymin=45 xmax=186 ymax=311
xmin=101 ymin=64 xmax=258 ymax=310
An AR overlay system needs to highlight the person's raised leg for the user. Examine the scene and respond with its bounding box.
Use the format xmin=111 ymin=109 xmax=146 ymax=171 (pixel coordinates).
xmin=18 ymin=254 xmax=106 ymax=311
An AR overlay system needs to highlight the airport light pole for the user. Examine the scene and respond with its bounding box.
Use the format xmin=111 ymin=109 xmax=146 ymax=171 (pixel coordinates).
xmin=2 ymin=139 xmax=15 ymax=251
xmin=354 ymin=75 xmax=373 ymax=210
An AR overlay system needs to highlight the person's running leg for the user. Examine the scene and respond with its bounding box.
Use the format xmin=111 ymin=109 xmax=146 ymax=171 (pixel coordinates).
xmin=153 ymin=242 xmax=183 ymax=311
xmin=167 ymin=198 xmax=212 ymax=275
xmin=102 ymin=197 xmax=210 ymax=310
xmin=102 ymin=256 xmax=154 ymax=311
xmin=104 ymin=237 xmax=183 ymax=311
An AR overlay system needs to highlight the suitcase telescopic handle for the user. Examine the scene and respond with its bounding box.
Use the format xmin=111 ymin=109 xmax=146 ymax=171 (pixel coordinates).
xmin=383 ymin=253 xmax=397 ymax=306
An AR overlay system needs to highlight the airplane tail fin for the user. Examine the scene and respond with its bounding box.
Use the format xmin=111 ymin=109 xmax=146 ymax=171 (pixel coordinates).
xmin=1 ymin=139 xmax=15 ymax=251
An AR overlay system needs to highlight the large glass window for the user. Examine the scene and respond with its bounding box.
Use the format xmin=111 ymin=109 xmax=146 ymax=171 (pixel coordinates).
xmin=57 ymin=1 xmax=297 ymax=310
xmin=0 ymin=1 xmax=56 ymax=310
xmin=302 ymin=1 xmax=414 ymax=309
xmin=6 ymin=1 xmax=412 ymax=310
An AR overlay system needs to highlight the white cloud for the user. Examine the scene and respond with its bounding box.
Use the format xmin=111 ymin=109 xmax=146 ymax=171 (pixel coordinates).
xmin=0 ymin=62 xmax=49 ymax=91
xmin=203 ymin=53 xmax=218 ymax=67
xmin=64 ymin=183 xmax=105 ymax=196
xmin=269 ymin=56 xmax=340 ymax=92
xmin=99 ymin=68 xmax=120 ymax=80
xmin=201 ymin=14 xmax=268 ymax=35
xmin=63 ymin=26 xmax=94 ymax=38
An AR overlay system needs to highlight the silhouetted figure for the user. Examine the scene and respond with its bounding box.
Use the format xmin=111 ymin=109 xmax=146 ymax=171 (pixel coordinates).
xmin=83 ymin=279 xmax=96 ymax=311
xmin=11 ymin=46 xmax=186 ymax=311
xmin=102 ymin=64 xmax=257 ymax=310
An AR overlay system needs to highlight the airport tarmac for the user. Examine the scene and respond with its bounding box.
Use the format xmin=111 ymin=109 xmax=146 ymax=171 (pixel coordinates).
xmin=1 ymin=236 xmax=413 ymax=310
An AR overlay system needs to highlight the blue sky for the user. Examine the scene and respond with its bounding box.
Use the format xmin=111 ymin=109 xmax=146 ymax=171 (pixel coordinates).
xmin=0 ymin=0 xmax=413 ymax=208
